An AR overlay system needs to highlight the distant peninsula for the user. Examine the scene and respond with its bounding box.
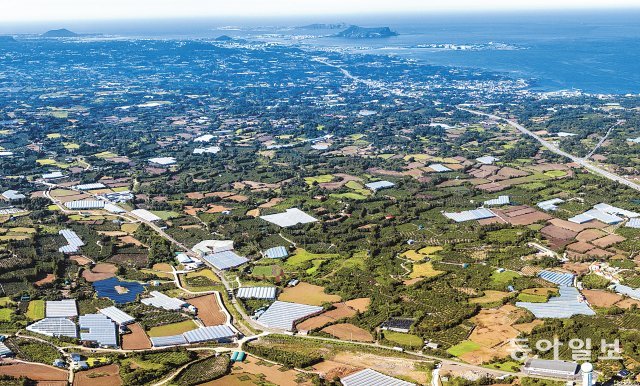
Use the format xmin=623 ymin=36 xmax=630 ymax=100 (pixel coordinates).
xmin=335 ymin=25 xmax=398 ymax=39
xmin=297 ymin=23 xmax=348 ymax=30
xmin=0 ymin=36 xmax=17 ymax=43
xmin=42 ymin=28 xmax=78 ymax=38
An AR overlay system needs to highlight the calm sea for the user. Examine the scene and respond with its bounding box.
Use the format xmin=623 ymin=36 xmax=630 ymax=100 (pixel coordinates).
xmin=4 ymin=10 xmax=640 ymax=94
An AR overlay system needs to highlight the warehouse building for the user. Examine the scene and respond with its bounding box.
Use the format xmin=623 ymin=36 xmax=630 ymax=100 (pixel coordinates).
xmin=523 ymin=359 xmax=580 ymax=380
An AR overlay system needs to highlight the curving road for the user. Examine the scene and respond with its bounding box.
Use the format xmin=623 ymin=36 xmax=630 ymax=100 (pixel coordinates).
xmin=459 ymin=107 xmax=640 ymax=192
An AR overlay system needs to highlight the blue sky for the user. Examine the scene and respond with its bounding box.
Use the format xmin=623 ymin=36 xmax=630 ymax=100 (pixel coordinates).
xmin=1 ymin=0 xmax=639 ymax=22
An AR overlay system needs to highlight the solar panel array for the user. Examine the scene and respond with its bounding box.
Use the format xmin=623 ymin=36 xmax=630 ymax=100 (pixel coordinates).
xmin=484 ymin=195 xmax=510 ymax=206
xmin=237 ymin=287 xmax=277 ymax=300
xmin=203 ymin=250 xmax=249 ymax=270
xmin=58 ymin=229 xmax=85 ymax=254
xmin=141 ymin=291 xmax=186 ymax=310
xmin=26 ymin=317 xmax=78 ymax=338
xmin=260 ymin=208 xmax=318 ymax=228
xmin=538 ymin=271 xmax=575 ymax=287
xmin=79 ymin=314 xmax=118 ymax=347
xmin=365 ymin=180 xmax=395 ymax=191
xmin=443 ymin=208 xmax=495 ymax=223
xmin=263 ymin=246 xmax=288 ymax=259
xmin=256 ymin=301 xmax=323 ymax=331
xmin=65 ymin=200 xmax=106 ymax=210
xmin=516 ymin=286 xmax=595 ymax=318
xmin=99 ymin=306 xmax=135 ymax=325
xmin=46 ymin=299 xmax=78 ymax=318
xmin=428 ymin=163 xmax=452 ymax=172
xmin=150 ymin=334 xmax=188 ymax=347
xmin=183 ymin=325 xmax=235 ymax=343
xmin=93 ymin=277 xmax=145 ymax=304
xmin=341 ymin=368 xmax=416 ymax=386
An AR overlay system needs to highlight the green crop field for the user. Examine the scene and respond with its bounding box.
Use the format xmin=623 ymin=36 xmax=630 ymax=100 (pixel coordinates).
xmin=447 ymin=340 xmax=481 ymax=357
xmin=26 ymin=300 xmax=45 ymax=320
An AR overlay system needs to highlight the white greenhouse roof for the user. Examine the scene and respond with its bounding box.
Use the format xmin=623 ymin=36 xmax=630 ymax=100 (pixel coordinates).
xmin=26 ymin=318 xmax=78 ymax=338
xmin=516 ymin=286 xmax=594 ymax=319
xmin=263 ymin=246 xmax=288 ymax=259
xmin=2 ymin=190 xmax=26 ymax=200
xmin=593 ymin=203 xmax=640 ymax=218
xmin=476 ymin=156 xmax=499 ymax=165
xmin=537 ymin=198 xmax=564 ymax=211
xmin=627 ymin=218 xmax=640 ymax=229
xmin=65 ymin=200 xmax=105 ymax=210
xmin=256 ymin=301 xmax=323 ymax=331
xmin=46 ymin=299 xmax=78 ymax=318
xmin=0 ymin=342 xmax=12 ymax=357
xmin=341 ymin=369 xmax=415 ymax=386
xmin=193 ymin=146 xmax=221 ymax=154
xmin=99 ymin=306 xmax=135 ymax=325
xmin=183 ymin=325 xmax=235 ymax=343
xmin=194 ymin=134 xmax=214 ymax=142
xmin=73 ymin=183 xmax=106 ymax=190
xmin=150 ymin=334 xmax=188 ymax=347
xmin=131 ymin=209 xmax=162 ymax=222
xmin=203 ymin=250 xmax=249 ymax=270
xmin=443 ymin=208 xmax=495 ymax=223
xmin=260 ymin=208 xmax=318 ymax=228
xmin=141 ymin=291 xmax=186 ymax=311
xmin=148 ymin=157 xmax=176 ymax=165
xmin=79 ymin=314 xmax=118 ymax=347
xmin=42 ymin=171 xmax=64 ymax=179
xmin=365 ymin=181 xmax=395 ymax=191
xmin=192 ymin=239 xmax=234 ymax=255
xmin=237 ymin=287 xmax=277 ymax=300
xmin=484 ymin=195 xmax=510 ymax=206
xmin=58 ymin=229 xmax=84 ymax=254
xmin=428 ymin=163 xmax=452 ymax=172
xmin=613 ymin=284 xmax=640 ymax=300
xmin=538 ymin=271 xmax=574 ymax=287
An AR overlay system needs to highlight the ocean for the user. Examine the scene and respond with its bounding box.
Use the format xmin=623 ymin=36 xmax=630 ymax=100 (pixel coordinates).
xmin=4 ymin=10 xmax=640 ymax=94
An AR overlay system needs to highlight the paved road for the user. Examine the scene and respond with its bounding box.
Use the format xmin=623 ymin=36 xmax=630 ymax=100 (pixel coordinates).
xmin=460 ymin=107 xmax=640 ymax=192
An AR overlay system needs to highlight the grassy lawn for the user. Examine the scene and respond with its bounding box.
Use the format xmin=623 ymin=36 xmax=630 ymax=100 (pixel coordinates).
xmin=0 ymin=308 xmax=13 ymax=321
xmin=544 ymin=170 xmax=568 ymax=178
xmin=185 ymin=269 xmax=220 ymax=282
xmin=469 ymin=290 xmax=511 ymax=304
xmin=252 ymin=265 xmax=280 ymax=277
xmin=46 ymin=133 xmax=61 ymax=139
xmin=26 ymin=300 xmax=45 ymax=320
xmin=0 ymin=297 xmax=12 ymax=307
xmin=491 ymin=270 xmax=521 ymax=284
xmin=146 ymin=320 xmax=198 ymax=337
xmin=304 ymin=174 xmax=334 ymax=185
xmin=517 ymin=293 xmax=549 ymax=303
xmin=383 ymin=331 xmax=423 ymax=348
xmin=94 ymin=151 xmax=118 ymax=159
xmin=410 ymin=262 xmax=444 ymax=279
xmin=402 ymin=250 xmax=426 ymax=261
xmin=121 ymin=223 xmax=140 ymax=233
xmin=418 ymin=246 xmax=443 ymax=255
xmin=286 ymin=248 xmax=339 ymax=268
xmin=63 ymin=142 xmax=80 ymax=150
xmin=485 ymin=360 xmax=521 ymax=372
xmin=447 ymin=340 xmax=481 ymax=357
xmin=330 ymin=192 xmax=368 ymax=200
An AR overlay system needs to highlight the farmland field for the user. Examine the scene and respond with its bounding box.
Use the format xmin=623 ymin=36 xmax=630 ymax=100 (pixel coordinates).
xmin=26 ymin=299 xmax=45 ymax=320
xmin=383 ymin=331 xmax=423 ymax=348
xmin=203 ymin=356 xmax=314 ymax=386
xmin=410 ymin=262 xmax=444 ymax=279
xmin=122 ymin=322 xmax=152 ymax=350
xmin=170 ymin=354 xmax=229 ymax=385
xmin=0 ymin=361 xmax=68 ymax=382
xmin=322 ymin=323 xmax=374 ymax=342
xmin=186 ymin=294 xmax=227 ymax=326
xmin=74 ymin=364 xmax=122 ymax=386
xmin=447 ymin=340 xmax=481 ymax=357
xmin=278 ymin=282 xmax=341 ymax=306
xmin=147 ymin=320 xmax=198 ymax=337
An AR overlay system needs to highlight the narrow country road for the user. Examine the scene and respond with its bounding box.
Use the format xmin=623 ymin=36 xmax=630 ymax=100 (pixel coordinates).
xmin=460 ymin=107 xmax=640 ymax=192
